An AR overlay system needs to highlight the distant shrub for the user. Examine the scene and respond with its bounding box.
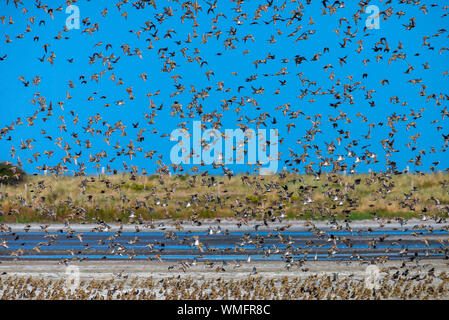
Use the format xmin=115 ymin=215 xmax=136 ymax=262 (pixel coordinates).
xmin=175 ymin=174 xmax=188 ymax=181
xmin=123 ymin=183 xmax=148 ymax=191
xmin=246 ymin=195 xmax=260 ymax=204
xmin=0 ymin=162 xmax=26 ymax=185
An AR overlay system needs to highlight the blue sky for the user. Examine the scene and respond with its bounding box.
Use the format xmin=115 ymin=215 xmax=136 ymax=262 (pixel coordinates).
xmin=0 ymin=0 xmax=448 ymax=175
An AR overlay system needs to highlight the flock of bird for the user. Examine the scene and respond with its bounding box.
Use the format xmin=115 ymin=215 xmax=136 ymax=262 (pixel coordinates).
xmin=0 ymin=0 xmax=447 ymax=177
xmin=0 ymin=0 xmax=449 ymax=299
xmin=1 ymin=263 xmax=449 ymax=299
xmin=0 ymin=0 xmax=447 ymax=223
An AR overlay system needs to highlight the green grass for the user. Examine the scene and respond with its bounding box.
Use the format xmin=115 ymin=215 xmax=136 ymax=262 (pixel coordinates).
xmin=0 ymin=172 xmax=448 ymax=223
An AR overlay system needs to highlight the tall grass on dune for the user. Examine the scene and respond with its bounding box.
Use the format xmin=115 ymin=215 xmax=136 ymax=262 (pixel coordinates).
xmin=0 ymin=172 xmax=448 ymax=223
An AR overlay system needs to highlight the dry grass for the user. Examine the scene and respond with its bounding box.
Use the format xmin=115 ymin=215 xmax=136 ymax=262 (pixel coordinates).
xmin=0 ymin=172 xmax=448 ymax=223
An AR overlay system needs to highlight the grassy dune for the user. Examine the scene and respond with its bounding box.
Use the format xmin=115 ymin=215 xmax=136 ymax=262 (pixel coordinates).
xmin=0 ymin=172 xmax=448 ymax=223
